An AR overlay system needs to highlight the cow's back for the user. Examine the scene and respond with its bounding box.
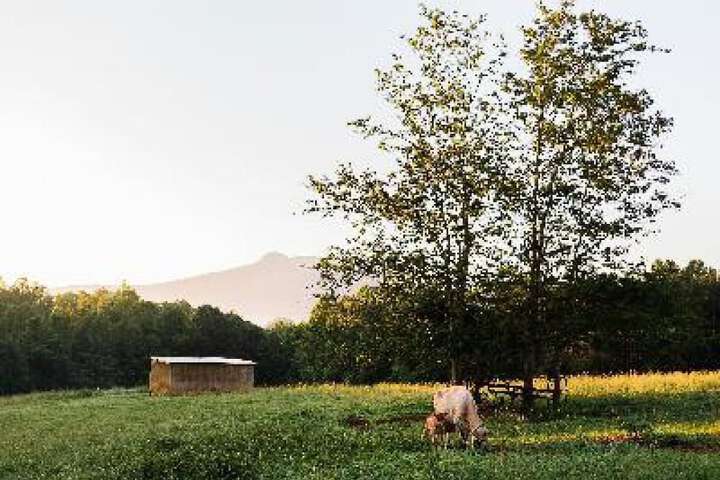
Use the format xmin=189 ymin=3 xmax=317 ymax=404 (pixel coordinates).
xmin=433 ymin=386 xmax=474 ymax=415
xmin=433 ymin=386 xmax=481 ymax=429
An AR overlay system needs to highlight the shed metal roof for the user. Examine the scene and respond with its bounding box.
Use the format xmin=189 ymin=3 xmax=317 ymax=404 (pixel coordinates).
xmin=151 ymin=356 xmax=256 ymax=365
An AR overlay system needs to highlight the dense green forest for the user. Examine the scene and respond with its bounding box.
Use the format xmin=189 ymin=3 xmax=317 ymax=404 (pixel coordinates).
xmin=1 ymin=259 xmax=718 ymax=395
xmin=274 ymin=259 xmax=720 ymax=384
xmin=0 ymin=282 xmax=292 ymax=394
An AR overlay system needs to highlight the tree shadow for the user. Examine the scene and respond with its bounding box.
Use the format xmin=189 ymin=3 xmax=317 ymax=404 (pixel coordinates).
xmin=560 ymin=390 xmax=720 ymax=424
xmin=488 ymin=431 xmax=720 ymax=455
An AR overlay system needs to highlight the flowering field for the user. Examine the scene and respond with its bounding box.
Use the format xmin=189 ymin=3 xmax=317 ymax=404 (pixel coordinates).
xmin=1 ymin=372 xmax=719 ymax=479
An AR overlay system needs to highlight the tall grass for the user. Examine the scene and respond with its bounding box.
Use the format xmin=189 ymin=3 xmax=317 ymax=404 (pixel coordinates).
xmin=569 ymin=371 xmax=720 ymax=396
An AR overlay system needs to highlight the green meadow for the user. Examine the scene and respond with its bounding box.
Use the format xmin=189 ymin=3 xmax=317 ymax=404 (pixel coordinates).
xmin=2 ymin=372 xmax=719 ymax=480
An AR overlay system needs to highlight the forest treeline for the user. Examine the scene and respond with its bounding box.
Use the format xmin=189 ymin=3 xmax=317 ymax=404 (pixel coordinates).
xmin=0 ymin=283 xmax=291 ymax=394
xmin=275 ymin=259 xmax=720 ymax=383
xmin=0 ymin=259 xmax=718 ymax=395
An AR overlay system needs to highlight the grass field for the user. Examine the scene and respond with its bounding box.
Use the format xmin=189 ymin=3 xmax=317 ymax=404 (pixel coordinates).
xmin=2 ymin=372 xmax=720 ymax=480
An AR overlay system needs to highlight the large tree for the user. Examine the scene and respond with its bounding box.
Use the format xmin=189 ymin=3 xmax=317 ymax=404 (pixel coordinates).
xmin=307 ymin=6 xmax=512 ymax=381
xmin=307 ymin=1 xmax=678 ymax=395
xmin=505 ymin=1 xmax=678 ymax=404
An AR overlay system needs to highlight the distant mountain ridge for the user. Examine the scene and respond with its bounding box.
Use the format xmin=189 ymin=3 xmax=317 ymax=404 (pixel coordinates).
xmin=51 ymin=253 xmax=322 ymax=326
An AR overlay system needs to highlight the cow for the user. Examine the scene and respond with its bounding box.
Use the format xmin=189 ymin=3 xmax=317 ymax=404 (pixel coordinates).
xmin=432 ymin=385 xmax=488 ymax=448
xmin=421 ymin=411 xmax=456 ymax=448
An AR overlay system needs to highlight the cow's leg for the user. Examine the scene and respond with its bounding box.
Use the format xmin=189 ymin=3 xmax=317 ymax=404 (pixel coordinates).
xmin=460 ymin=427 xmax=468 ymax=444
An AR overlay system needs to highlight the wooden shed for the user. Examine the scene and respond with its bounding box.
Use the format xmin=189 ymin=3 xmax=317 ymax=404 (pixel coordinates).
xmin=149 ymin=356 xmax=256 ymax=395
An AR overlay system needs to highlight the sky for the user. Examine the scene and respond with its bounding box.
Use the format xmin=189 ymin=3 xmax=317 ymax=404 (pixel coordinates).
xmin=0 ymin=1 xmax=718 ymax=287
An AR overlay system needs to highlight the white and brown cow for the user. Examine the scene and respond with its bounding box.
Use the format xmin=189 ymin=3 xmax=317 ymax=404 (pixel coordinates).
xmin=432 ymin=386 xmax=488 ymax=448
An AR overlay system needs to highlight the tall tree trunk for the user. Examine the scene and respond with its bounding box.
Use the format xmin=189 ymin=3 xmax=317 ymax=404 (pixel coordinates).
xmin=551 ymin=363 xmax=562 ymax=407
xmin=452 ymin=186 xmax=472 ymax=387
xmin=522 ymin=106 xmax=546 ymax=411
xmin=523 ymin=247 xmax=542 ymax=409
xmin=522 ymin=347 xmax=535 ymax=411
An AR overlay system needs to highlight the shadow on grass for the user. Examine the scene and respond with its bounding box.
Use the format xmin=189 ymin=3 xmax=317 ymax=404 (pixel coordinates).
xmin=488 ymin=431 xmax=720 ymax=455
xmin=558 ymin=390 xmax=720 ymax=424
xmin=475 ymin=388 xmax=720 ymax=457
xmin=341 ymin=412 xmax=429 ymax=430
xmin=485 ymin=388 xmax=719 ymax=425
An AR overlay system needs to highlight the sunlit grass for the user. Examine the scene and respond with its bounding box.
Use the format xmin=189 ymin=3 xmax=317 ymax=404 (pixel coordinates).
xmin=289 ymin=382 xmax=441 ymax=397
xmin=655 ymin=420 xmax=720 ymax=437
xmin=1 ymin=372 xmax=720 ymax=479
xmin=569 ymin=370 xmax=720 ymax=396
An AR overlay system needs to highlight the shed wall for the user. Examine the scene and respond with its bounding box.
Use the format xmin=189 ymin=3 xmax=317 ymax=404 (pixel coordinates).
xmin=150 ymin=362 xmax=254 ymax=395
xmin=171 ymin=364 xmax=254 ymax=393
xmin=149 ymin=361 xmax=172 ymax=395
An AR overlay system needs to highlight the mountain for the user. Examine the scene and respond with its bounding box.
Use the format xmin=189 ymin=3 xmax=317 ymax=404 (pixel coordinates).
xmin=51 ymin=253 xmax=322 ymax=326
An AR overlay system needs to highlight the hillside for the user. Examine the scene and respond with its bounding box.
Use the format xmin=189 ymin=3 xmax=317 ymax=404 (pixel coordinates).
xmin=51 ymin=252 xmax=321 ymax=326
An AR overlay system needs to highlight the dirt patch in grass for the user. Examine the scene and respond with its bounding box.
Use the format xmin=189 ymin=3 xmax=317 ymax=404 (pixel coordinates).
xmin=670 ymin=443 xmax=720 ymax=453
xmin=649 ymin=435 xmax=720 ymax=453
xmin=342 ymin=414 xmax=371 ymax=430
xmin=596 ymin=433 xmax=720 ymax=453
xmin=342 ymin=413 xmax=426 ymax=430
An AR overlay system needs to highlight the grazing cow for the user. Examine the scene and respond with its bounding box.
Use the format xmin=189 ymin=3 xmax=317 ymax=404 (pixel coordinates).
xmin=422 ymin=412 xmax=456 ymax=448
xmin=433 ymin=386 xmax=488 ymax=448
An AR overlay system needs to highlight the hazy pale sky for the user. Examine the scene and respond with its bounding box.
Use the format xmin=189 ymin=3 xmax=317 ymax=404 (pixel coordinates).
xmin=1 ymin=1 xmax=718 ymax=286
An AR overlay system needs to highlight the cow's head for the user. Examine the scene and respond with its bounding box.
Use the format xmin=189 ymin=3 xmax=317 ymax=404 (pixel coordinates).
xmin=472 ymin=425 xmax=489 ymax=442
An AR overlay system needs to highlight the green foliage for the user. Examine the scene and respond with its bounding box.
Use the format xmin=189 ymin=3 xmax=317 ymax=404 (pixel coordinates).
xmin=504 ymin=1 xmax=679 ymax=393
xmin=1 ymin=256 xmax=718 ymax=395
xmin=0 ymin=280 xmax=291 ymax=394
xmin=306 ymin=1 xmax=679 ymax=387
xmin=274 ymin=259 xmax=720 ymax=383
xmin=275 ymin=287 xmax=446 ymax=384
xmin=307 ymin=6 xmax=513 ymax=381
xmin=583 ymin=260 xmax=720 ymax=372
